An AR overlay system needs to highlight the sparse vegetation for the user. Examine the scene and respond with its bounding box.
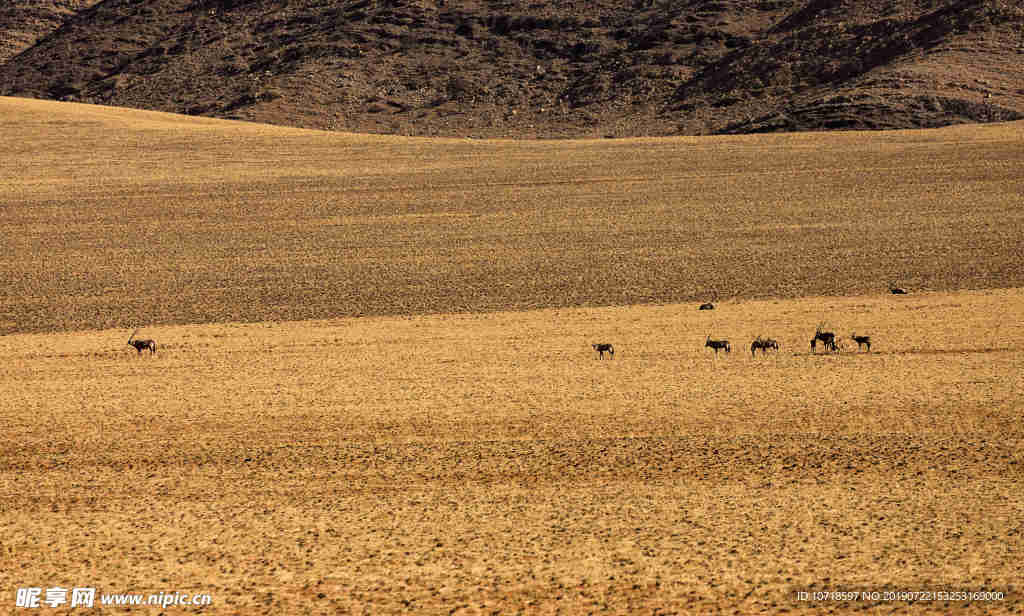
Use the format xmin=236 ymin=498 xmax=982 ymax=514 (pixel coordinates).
xmin=2 ymin=290 xmax=1022 ymax=613
xmin=2 ymin=98 xmax=1022 ymax=334
xmin=1 ymin=0 xmax=1022 ymax=137
xmin=0 ymin=98 xmax=1022 ymax=614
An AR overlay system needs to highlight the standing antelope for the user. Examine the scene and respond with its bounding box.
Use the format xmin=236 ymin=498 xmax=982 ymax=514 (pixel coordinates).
xmin=705 ymin=336 xmax=730 ymax=355
xmin=750 ymin=336 xmax=779 ymax=356
xmin=592 ymin=343 xmax=614 ymax=359
xmin=127 ymin=328 xmax=157 ymax=355
xmin=812 ymin=325 xmax=836 ymax=353
xmin=851 ymin=333 xmax=871 ymax=352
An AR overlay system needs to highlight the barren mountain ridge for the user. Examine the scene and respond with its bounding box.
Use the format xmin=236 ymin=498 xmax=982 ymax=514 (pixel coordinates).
xmin=2 ymin=0 xmax=1022 ymax=137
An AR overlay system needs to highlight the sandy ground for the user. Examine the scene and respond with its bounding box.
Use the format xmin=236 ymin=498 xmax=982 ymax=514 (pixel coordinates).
xmin=1 ymin=289 xmax=1021 ymax=614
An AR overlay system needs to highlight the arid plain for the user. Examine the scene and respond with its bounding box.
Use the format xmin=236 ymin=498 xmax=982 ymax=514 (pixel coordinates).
xmin=1 ymin=98 xmax=1022 ymax=614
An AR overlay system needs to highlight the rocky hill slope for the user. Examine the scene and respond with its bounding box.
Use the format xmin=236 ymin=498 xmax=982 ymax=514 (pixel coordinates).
xmin=0 ymin=1 xmax=100 ymax=66
xmin=1 ymin=0 xmax=1022 ymax=137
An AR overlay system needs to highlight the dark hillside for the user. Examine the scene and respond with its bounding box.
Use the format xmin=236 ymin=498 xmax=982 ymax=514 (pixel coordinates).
xmin=0 ymin=1 xmax=100 ymax=65
xmin=1 ymin=0 xmax=1022 ymax=137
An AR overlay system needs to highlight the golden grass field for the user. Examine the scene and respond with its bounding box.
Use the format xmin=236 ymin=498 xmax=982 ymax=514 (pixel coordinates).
xmin=2 ymin=97 xmax=1023 ymax=333
xmin=1 ymin=98 xmax=1022 ymax=614
xmin=2 ymin=291 xmax=1022 ymax=614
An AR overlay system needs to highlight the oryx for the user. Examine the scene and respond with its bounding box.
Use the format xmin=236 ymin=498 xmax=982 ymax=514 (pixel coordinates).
xmin=851 ymin=333 xmax=871 ymax=352
xmin=705 ymin=336 xmax=730 ymax=355
xmin=127 ymin=328 xmax=157 ymax=355
xmin=750 ymin=336 xmax=780 ymax=356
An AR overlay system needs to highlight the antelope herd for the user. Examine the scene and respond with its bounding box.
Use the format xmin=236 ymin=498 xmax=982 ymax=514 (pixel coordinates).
xmin=590 ymin=294 xmax=894 ymax=360
xmin=683 ymin=295 xmax=894 ymax=360
xmin=592 ymin=324 xmax=874 ymax=360
xmin=125 ymin=319 xmax=875 ymax=362
xmin=124 ymin=294 xmax=895 ymax=362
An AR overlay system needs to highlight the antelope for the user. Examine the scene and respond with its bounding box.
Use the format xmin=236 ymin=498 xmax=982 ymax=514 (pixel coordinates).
xmin=705 ymin=336 xmax=730 ymax=355
xmin=812 ymin=325 xmax=836 ymax=353
xmin=127 ymin=328 xmax=157 ymax=355
xmin=851 ymin=332 xmax=871 ymax=352
xmin=750 ymin=336 xmax=779 ymax=356
xmin=699 ymin=302 xmax=715 ymax=310
xmin=812 ymin=337 xmax=838 ymax=352
xmin=592 ymin=343 xmax=614 ymax=359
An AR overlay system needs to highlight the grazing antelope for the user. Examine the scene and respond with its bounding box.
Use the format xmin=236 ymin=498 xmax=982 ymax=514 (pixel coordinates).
xmin=890 ymin=287 xmax=908 ymax=295
xmin=127 ymin=328 xmax=156 ymax=355
xmin=851 ymin=332 xmax=871 ymax=351
xmin=705 ymin=336 xmax=730 ymax=355
xmin=699 ymin=302 xmax=715 ymax=310
xmin=750 ymin=336 xmax=779 ymax=356
xmin=592 ymin=343 xmax=614 ymax=359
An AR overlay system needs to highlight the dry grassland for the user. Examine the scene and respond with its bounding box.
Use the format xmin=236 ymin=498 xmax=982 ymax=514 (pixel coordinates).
xmin=1 ymin=289 xmax=1022 ymax=614
xmin=1 ymin=98 xmax=1023 ymax=614
xmin=2 ymin=97 xmax=1023 ymax=333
